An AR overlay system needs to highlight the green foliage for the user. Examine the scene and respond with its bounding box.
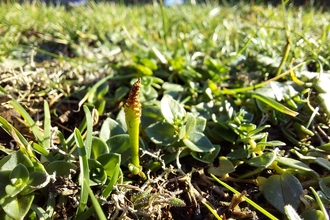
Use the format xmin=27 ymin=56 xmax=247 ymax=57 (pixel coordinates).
xmin=208 ymin=156 xmax=235 ymax=176
xmin=1 ymin=1 xmax=330 ymax=219
xmin=0 ymin=101 xmax=123 ymax=219
xmin=145 ymin=95 xmax=220 ymax=163
xmin=212 ymin=173 xmax=278 ymax=220
xmin=262 ymin=172 xmax=303 ymax=214
xmin=0 ymin=151 xmax=44 ymax=219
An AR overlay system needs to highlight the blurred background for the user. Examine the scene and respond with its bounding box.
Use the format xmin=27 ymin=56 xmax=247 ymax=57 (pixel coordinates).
xmin=2 ymin=0 xmax=330 ymax=7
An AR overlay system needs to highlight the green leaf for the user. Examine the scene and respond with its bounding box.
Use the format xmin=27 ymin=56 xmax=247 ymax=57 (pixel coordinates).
xmin=32 ymin=143 xmax=49 ymax=157
xmin=30 ymin=204 xmax=49 ymax=220
xmin=5 ymin=164 xmax=29 ymax=197
xmin=88 ymin=159 xmax=107 ymax=185
xmin=239 ymin=123 xmax=257 ymax=133
xmin=316 ymin=191 xmax=330 ymax=206
xmin=319 ymin=142 xmax=330 ymax=151
xmin=0 ymin=146 xmax=13 ymax=156
xmin=208 ymin=156 xmax=235 ymax=176
xmin=115 ymin=108 xmax=128 ymax=131
xmin=314 ymin=158 xmax=330 ymax=171
xmin=83 ymin=105 xmax=93 ymax=159
xmin=250 ymin=92 xmax=298 ymax=117
xmin=195 ymin=117 xmax=207 ymax=132
xmin=313 ymin=74 xmax=330 ymax=93
xmin=256 ymin=141 xmax=286 ymax=148
xmin=184 ymin=113 xmax=196 ymax=136
xmin=169 ymin=56 xmax=185 ymax=71
xmin=162 ymin=82 xmax=184 ymax=92
xmin=10 ymin=100 xmax=44 ymax=143
xmin=141 ymin=106 xmax=164 ymax=128
xmin=191 ymin=102 xmax=214 ymax=119
xmin=140 ymin=58 xmax=158 ymax=70
xmin=227 ymin=148 xmax=249 ymax=160
xmin=97 ymin=153 xmax=121 ymax=178
xmin=22 ymin=172 xmax=48 ymax=194
xmin=43 ymin=100 xmax=51 ymax=152
xmin=106 ymin=134 xmax=131 ymax=164
xmin=140 ymin=80 xmax=159 ymax=102
xmin=114 ymin=86 xmax=130 ymax=100
xmin=208 ymin=124 xmax=237 ymax=142
xmin=74 ymin=128 xmax=89 ymax=215
xmin=262 ymin=173 xmax=303 ymax=214
xmin=0 ymin=171 xmax=10 ymax=205
xmin=90 ymin=137 xmax=109 ymax=159
xmin=319 ymin=177 xmax=330 ymax=199
xmin=301 ymin=210 xmax=326 ymax=220
xmin=1 ymin=193 xmax=34 ymax=220
xmin=146 ymin=121 xmax=178 ymax=146
xmin=183 ymin=132 xmax=215 ymax=153
xmin=83 ymin=75 xmax=112 ymax=104
xmin=0 ymin=85 xmax=9 ymax=95
xmin=310 ymin=186 xmax=329 ymax=220
xmin=46 ymin=161 xmax=77 ymax=177
xmin=0 ymin=151 xmax=33 ymax=172
xmin=161 ymin=95 xmax=186 ymax=124
xmin=238 ymin=133 xmax=267 ymax=142
xmin=247 ymin=152 xmax=276 ymax=168
xmin=247 ymin=125 xmax=270 ymax=137
xmin=102 ymin=163 xmax=121 ymax=199
xmin=191 ymin=144 xmax=221 ymax=163
xmin=134 ymin=63 xmax=153 ymax=76
xmin=0 ymin=116 xmax=29 ymax=149
xmin=99 ymin=118 xmax=126 ymax=141
xmin=276 ymin=157 xmax=319 ymax=178
xmin=84 ymin=179 xmax=107 ymax=220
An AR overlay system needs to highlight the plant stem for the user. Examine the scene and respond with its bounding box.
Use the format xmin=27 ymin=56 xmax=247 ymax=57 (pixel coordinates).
xmin=211 ymin=174 xmax=279 ymax=220
xmin=125 ymin=78 xmax=142 ymax=170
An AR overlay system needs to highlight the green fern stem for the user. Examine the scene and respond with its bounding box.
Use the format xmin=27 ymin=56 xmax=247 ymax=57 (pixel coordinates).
xmin=125 ymin=78 xmax=142 ymax=170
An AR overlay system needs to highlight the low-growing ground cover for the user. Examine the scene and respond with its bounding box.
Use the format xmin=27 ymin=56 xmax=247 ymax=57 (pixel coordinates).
xmin=0 ymin=1 xmax=329 ymax=219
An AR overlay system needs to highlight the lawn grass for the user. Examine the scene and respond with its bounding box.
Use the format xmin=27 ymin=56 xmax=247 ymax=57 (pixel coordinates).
xmin=0 ymin=1 xmax=330 ymax=219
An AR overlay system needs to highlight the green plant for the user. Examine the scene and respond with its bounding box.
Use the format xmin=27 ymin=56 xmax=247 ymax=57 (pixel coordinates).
xmin=0 ymin=100 xmax=125 ymax=219
xmin=212 ymin=173 xmax=278 ymax=220
xmin=1 ymin=1 xmax=330 ymax=219
xmin=145 ymin=94 xmax=220 ymax=165
xmin=0 ymin=101 xmax=52 ymax=219
xmin=124 ymin=78 xmax=146 ymax=179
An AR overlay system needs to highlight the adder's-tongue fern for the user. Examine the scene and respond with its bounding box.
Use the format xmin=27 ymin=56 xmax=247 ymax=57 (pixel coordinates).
xmin=124 ymin=78 xmax=143 ymax=174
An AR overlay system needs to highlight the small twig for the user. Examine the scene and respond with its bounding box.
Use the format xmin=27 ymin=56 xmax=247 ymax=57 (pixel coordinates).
xmin=116 ymin=184 xmax=143 ymax=192
xmin=176 ymin=147 xmax=185 ymax=174
xmin=140 ymin=148 xmax=166 ymax=169
xmin=314 ymin=122 xmax=330 ymax=142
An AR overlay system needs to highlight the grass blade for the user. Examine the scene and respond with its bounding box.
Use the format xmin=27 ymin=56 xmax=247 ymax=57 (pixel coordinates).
xmin=250 ymin=92 xmax=298 ymax=117
xmin=310 ymin=187 xmax=329 ymax=220
xmin=10 ymin=100 xmax=44 ymax=143
xmin=0 ymin=85 xmax=9 ymax=94
xmin=43 ymin=100 xmax=51 ymax=150
xmin=84 ymin=179 xmax=107 ymax=220
xmin=74 ymin=128 xmax=90 ymax=216
xmin=159 ymin=0 xmax=168 ymax=49
xmin=102 ymin=163 xmax=120 ymax=199
xmin=211 ymin=173 xmax=279 ymax=220
xmin=0 ymin=116 xmax=29 ymax=147
xmin=83 ymin=105 xmax=93 ymax=159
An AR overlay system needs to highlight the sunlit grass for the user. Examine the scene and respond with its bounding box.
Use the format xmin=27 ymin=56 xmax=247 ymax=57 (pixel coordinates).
xmin=0 ymin=2 xmax=330 ymax=219
xmin=0 ymin=2 xmax=329 ymax=70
